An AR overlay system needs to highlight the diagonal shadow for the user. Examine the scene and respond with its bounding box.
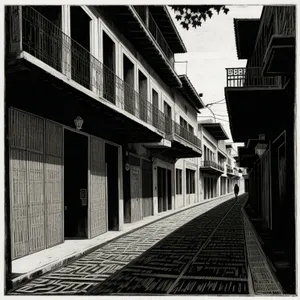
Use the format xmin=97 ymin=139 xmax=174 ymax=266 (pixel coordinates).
xmin=89 ymin=196 xmax=248 ymax=295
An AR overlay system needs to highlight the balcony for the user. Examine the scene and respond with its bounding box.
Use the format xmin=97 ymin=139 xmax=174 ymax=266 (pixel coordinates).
xmin=148 ymin=119 xmax=201 ymax=158
xmin=200 ymin=160 xmax=224 ymax=175
xmin=99 ymin=5 xmax=183 ymax=87
xmin=226 ymin=164 xmax=234 ymax=175
xmin=6 ymin=6 xmax=173 ymax=144
xmin=226 ymin=67 xmax=281 ymax=88
xmin=133 ymin=6 xmax=174 ymax=65
xmin=225 ymin=66 xmax=286 ymax=142
xmin=248 ymin=6 xmax=295 ymax=76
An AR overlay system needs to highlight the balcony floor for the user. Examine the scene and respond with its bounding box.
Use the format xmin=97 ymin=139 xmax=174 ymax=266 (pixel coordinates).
xmin=6 ymin=56 xmax=164 ymax=144
xmin=225 ymin=86 xmax=291 ymax=142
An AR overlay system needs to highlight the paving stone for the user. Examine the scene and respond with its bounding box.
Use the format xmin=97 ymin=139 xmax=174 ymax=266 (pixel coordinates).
xmin=10 ymin=196 xmax=232 ymax=295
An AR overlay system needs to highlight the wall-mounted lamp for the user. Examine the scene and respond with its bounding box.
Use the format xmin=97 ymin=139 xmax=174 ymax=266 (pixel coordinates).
xmin=255 ymin=134 xmax=268 ymax=158
xmin=74 ymin=116 xmax=84 ymax=130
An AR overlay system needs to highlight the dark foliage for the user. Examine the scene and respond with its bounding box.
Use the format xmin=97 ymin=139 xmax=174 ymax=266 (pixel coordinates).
xmin=169 ymin=5 xmax=230 ymax=30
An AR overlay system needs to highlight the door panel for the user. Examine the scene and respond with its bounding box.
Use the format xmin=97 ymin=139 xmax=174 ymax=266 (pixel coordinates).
xmin=9 ymin=109 xmax=46 ymax=258
xmin=142 ymin=160 xmax=153 ymax=218
xmin=45 ymin=120 xmax=63 ymax=248
xmin=10 ymin=149 xmax=29 ymax=259
xmin=90 ymin=136 xmax=107 ymax=238
xmin=130 ymin=166 xmax=142 ymax=222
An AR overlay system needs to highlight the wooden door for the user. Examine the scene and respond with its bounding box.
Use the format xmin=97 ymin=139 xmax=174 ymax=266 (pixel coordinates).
xmin=130 ymin=166 xmax=142 ymax=222
xmin=164 ymin=102 xmax=172 ymax=134
xmin=152 ymin=89 xmax=159 ymax=128
xmin=10 ymin=109 xmax=30 ymax=259
xmin=9 ymin=109 xmax=46 ymax=259
xmin=142 ymin=160 xmax=153 ymax=218
xmin=45 ymin=120 xmax=63 ymax=248
xmin=90 ymin=136 xmax=107 ymax=238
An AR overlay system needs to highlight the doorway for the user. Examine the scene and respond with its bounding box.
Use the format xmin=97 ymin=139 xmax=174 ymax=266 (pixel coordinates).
xmin=70 ymin=6 xmax=92 ymax=89
xmin=167 ymin=169 xmax=172 ymax=210
xmin=105 ymin=143 xmax=119 ymax=230
xmin=64 ymin=129 xmax=88 ymax=239
xmin=158 ymin=167 xmax=168 ymax=213
xmin=103 ymin=32 xmax=116 ymax=103
xmin=123 ymin=54 xmax=135 ymax=114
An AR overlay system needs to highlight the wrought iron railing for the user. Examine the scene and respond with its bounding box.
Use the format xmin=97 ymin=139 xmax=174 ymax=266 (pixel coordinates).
xmin=19 ymin=6 xmax=169 ymax=134
xmin=226 ymin=67 xmax=281 ymax=88
xmin=11 ymin=6 xmax=202 ymax=150
xmin=201 ymin=160 xmax=224 ymax=171
xmin=226 ymin=164 xmax=234 ymax=174
xmin=132 ymin=6 xmax=174 ymax=64
xmin=172 ymin=120 xmax=202 ymax=149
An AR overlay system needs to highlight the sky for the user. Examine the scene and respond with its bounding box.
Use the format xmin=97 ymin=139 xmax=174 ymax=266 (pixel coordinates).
xmin=168 ymin=5 xmax=263 ymax=147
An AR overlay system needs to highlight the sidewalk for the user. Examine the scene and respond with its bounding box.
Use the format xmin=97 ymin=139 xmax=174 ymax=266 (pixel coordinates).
xmin=10 ymin=193 xmax=235 ymax=292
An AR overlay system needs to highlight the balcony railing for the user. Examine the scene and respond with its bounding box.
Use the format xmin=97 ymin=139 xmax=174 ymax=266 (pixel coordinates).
xmin=9 ymin=6 xmax=202 ymax=151
xmin=248 ymin=6 xmax=295 ymax=68
xmin=226 ymin=164 xmax=234 ymax=174
xmin=18 ymin=6 xmax=170 ymax=134
xmin=171 ymin=120 xmax=202 ymax=149
xmin=226 ymin=67 xmax=281 ymax=88
xmin=201 ymin=160 xmax=224 ymax=172
xmin=132 ymin=6 xmax=174 ymax=65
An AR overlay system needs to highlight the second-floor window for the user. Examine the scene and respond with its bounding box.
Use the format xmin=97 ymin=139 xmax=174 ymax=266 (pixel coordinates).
xmin=164 ymin=101 xmax=172 ymax=133
xmin=180 ymin=116 xmax=188 ymax=130
xmin=138 ymin=70 xmax=148 ymax=122
xmin=176 ymin=169 xmax=182 ymax=195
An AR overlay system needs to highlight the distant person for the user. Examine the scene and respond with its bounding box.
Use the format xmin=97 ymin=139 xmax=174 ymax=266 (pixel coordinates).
xmin=234 ymin=184 xmax=239 ymax=200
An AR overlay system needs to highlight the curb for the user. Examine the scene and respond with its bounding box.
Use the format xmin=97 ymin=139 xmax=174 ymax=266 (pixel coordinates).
xmin=241 ymin=195 xmax=283 ymax=295
xmin=9 ymin=193 xmax=235 ymax=293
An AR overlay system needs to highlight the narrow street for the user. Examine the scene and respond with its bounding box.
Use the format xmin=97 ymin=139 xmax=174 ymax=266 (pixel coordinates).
xmin=9 ymin=194 xmax=281 ymax=295
xmin=90 ymin=195 xmax=248 ymax=295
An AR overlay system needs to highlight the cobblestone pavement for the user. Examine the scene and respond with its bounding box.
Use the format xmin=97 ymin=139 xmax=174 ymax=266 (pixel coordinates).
xmin=90 ymin=196 xmax=249 ymax=295
xmin=10 ymin=195 xmax=234 ymax=295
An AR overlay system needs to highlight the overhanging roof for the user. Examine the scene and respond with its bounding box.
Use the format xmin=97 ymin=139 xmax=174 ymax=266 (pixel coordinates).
xmin=234 ymin=18 xmax=260 ymax=59
xmin=200 ymin=123 xmax=229 ymax=140
xmin=150 ymin=6 xmax=187 ymax=54
xmin=178 ymin=75 xmax=205 ymax=111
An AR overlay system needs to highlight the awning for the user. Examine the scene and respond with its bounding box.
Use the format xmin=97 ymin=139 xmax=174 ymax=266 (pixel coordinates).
xmin=200 ymin=123 xmax=229 ymax=140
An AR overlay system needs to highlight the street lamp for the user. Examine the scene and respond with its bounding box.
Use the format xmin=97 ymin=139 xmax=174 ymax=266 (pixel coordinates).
xmin=74 ymin=116 xmax=84 ymax=130
xmin=255 ymin=134 xmax=268 ymax=158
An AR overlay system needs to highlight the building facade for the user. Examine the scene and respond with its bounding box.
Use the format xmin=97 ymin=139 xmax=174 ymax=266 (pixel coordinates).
xmin=198 ymin=121 xmax=241 ymax=201
xmin=5 ymin=4 xmax=207 ymax=270
xmin=225 ymin=5 xmax=295 ymax=292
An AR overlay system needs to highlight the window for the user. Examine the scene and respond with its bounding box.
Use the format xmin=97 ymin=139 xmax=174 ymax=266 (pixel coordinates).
xmin=152 ymin=89 xmax=159 ymax=127
xmin=176 ymin=169 xmax=182 ymax=195
xmin=188 ymin=124 xmax=194 ymax=134
xmin=186 ymin=169 xmax=196 ymax=194
xmin=180 ymin=116 xmax=188 ymax=129
xmin=164 ymin=101 xmax=172 ymax=133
